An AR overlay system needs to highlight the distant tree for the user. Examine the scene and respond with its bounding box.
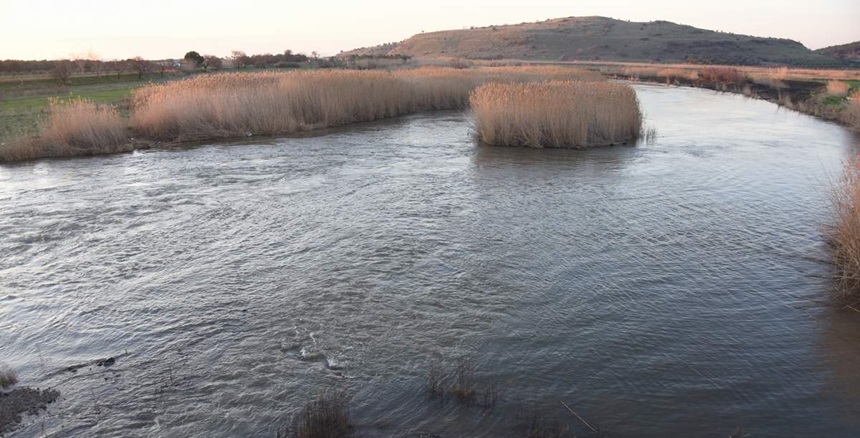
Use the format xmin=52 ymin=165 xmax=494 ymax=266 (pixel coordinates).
xmin=51 ymin=60 xmax=74 ymax=85
xmin=231 ymin=50 xmax=250 ymax=69
xmin=72 ymin=56 xmax=87 ymax=75
xmin=203 ymin=55 xmax=223 ymax=71
xmin=86 ymin=51 xmax=104 ymax=76
xmin=183 ymin=51 xmax=205 ymax=69
xmin=251 ymin=53 xmax=277 ymax=68
xmin=130 ymin=56 xmax=152 ymax=79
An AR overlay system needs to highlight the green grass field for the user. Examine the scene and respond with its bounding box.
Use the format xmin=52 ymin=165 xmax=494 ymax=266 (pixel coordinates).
xmin=0 ymin=73 xmax=176 ymax=143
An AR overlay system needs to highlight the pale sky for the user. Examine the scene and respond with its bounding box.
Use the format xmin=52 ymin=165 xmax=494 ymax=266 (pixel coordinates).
xmin=1 ymin=0 xmax=858 ymax=60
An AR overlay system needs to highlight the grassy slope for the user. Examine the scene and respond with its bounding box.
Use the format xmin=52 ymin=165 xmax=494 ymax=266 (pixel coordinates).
xmin=345 ymin=16 xmax=847 ymax=67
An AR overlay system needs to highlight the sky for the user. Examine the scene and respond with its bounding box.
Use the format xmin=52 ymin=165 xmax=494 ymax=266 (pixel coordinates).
xmin=1 ymin=0 xmax=858 ymax=60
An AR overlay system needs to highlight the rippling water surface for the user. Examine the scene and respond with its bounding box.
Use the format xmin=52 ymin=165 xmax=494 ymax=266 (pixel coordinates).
xmin=2 ymin=84 xmax=860 ymax=437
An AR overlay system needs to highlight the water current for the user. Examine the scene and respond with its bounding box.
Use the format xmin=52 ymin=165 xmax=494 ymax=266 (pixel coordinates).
xmin=1 ymin=84 xmax=859 ymax=437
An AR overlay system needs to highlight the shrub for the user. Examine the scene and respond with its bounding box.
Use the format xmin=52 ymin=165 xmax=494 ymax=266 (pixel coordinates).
xmin=50 ymin=60 xmax=73 ymax=85
xmin=470 ymin=81 xmax=642 ymax=148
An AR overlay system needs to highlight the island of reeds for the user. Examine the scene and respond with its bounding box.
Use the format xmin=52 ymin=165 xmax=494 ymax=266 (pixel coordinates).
xmin=470 ymin=81 xmax=642 ymax=148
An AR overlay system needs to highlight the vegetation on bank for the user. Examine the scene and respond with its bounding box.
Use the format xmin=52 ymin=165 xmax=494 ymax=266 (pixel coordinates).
xmin=131 ymin=67 xmax=601 ymax=142
xmin=601 ymin=63 xmax=860 ymax=131
xmin=0 ymin=72 xmax=161 ymax=144
xmin=0 ymin=66 xmax=602 ymax=162
xmin=471 ymin=81 xmax=641 ymax=148
xmin=827 ymin=157 xmax=860 ymax=302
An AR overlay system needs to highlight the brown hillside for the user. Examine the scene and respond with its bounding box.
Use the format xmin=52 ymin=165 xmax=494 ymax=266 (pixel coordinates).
xmin=816 ymin=41 xmax=860 ymax=63
xmin=343 ymin=16 xmax=847 ymax=67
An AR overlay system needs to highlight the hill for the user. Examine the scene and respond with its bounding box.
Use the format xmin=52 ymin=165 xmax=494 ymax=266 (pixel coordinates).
xmin=815 ymin=41 xmax=860 ymax=63
xmin=342 ymin=16 xmax=847 ymax=67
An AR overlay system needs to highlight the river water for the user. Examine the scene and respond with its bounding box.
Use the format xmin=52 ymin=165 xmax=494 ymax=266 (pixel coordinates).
xmin=1 ymin=84 xmax=859 ymax=437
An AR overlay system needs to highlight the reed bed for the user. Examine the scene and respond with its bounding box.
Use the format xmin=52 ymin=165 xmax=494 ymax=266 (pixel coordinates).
xmin=656 ymin=68 xmax=698 ymax=83
xmin=470 ymin=81 xmax=641 ymax=148
xmin=132 ymin=67 xmax=601 ymax=142
xmin=827 ymin=156 xmax=860 ymax=300
xmin=0 ymin=99 xmax=129 ymax=162
xmin=0 ymin=66 xmax=601 ymax=162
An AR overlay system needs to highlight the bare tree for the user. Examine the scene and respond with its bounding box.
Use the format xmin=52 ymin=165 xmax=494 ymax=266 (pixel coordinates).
xmin=231 ymin=50 xmax=249 ymax=69
xmin=130 ymin=56 xmax=152 ymax=79
xmin=203 ymin=55 xmax=223 ymax=71
xmin=86 ymin=50 xmax=103 ymax=76
xmin=51 ymin=60 xmax=74 ymax=85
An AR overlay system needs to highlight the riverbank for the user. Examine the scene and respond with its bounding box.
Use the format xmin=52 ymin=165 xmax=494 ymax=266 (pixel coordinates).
xmin=2 ymin=64 xmax=858 ymax=163
xmin=596 ymin=64 xmax=860 ymax=131
xmin=0 ymin=66 xmax=602 ymax=163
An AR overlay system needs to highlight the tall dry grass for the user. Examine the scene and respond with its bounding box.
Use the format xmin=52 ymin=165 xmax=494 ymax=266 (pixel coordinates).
xmin=843 ymin=93 xmax=860 ymax=130
xmin=0 ymin=99 xmax=128 ymax=162
xmin=470 ymin=81 xmax=641 ymax=148
xmin=1 ymin=66 xmax=601 ymax=162
xmin=42 ymin=99 xmax=127 ymax=148
xmin=132 ymin=67 xmax=601 ymax=142
xmin=826 ymin=80 xmax=851 ymax=97
xmin=828 ymin=156 xmax=860 ymax=300
xmin=598 ymin=62 xmax=860 ymax=83
xmin=656 ymin=68 xmax=699 ymax=83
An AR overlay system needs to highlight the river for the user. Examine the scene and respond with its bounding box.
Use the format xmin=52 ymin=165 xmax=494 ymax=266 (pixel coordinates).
xmin=1 ymin=84 xmax=859 ymax=437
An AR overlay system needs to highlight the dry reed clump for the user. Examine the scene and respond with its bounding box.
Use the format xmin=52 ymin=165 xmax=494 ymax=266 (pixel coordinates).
xmin=426 ymin=357 xmax=499 ymax=407
xmin=470 ymin=81 xmax=641 ymax=148
xmin=277 ymin=391 xmax=352 ymax=438
xmin=132 ymin=67 xmax=601 ymax=142
xmin=42 ymin=99 xmax=127 ymax=149
xmin=0 ymin=99 xmax=128 ymax=162
xmin=826 ymin=80 xmax=851 ymax=97
xmin=0 ymin=364 xmax=17 ymax=388
xmin=656 ymin=68 xmax=698 ymax=83
xmin=699 ymin=67 xmax=745 ymax=84
xmin=826 ymin=156 xmax=860 ymax=300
